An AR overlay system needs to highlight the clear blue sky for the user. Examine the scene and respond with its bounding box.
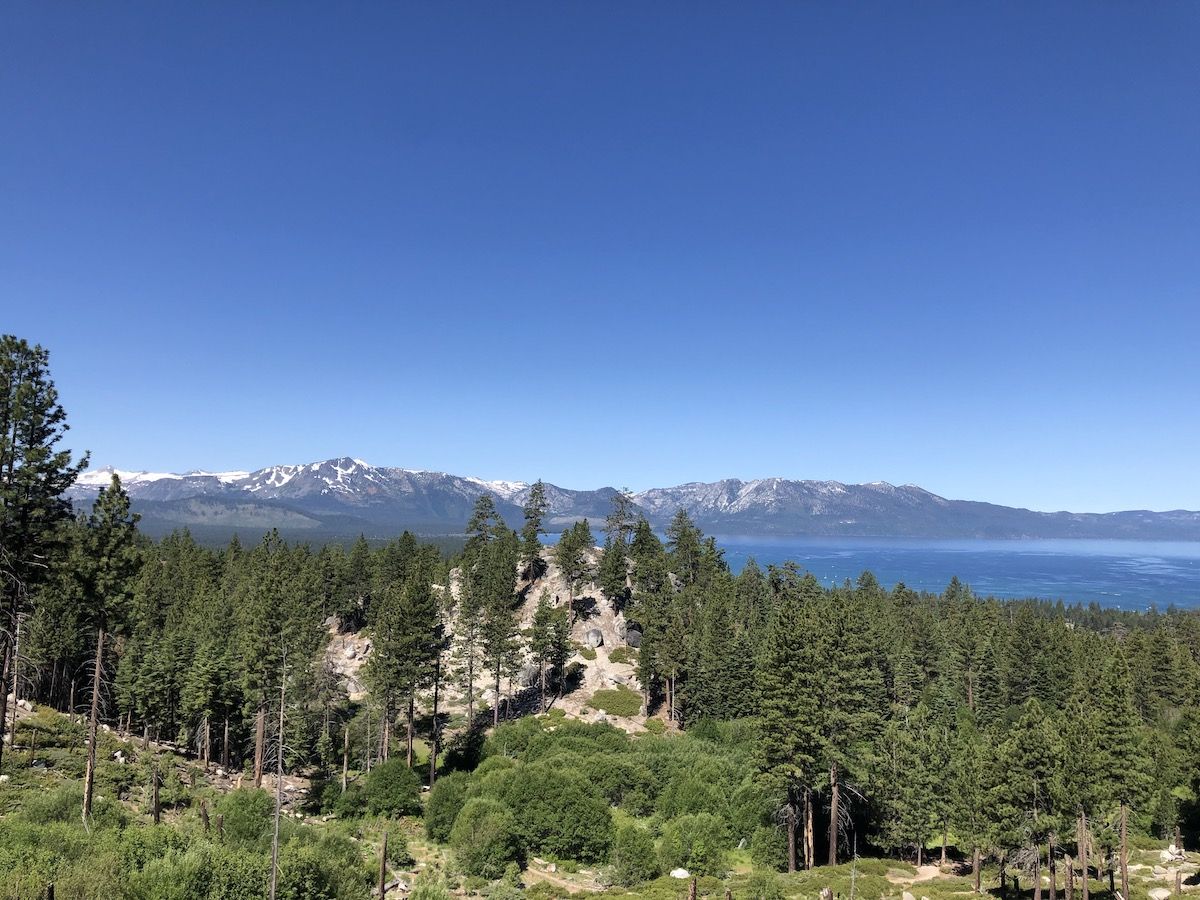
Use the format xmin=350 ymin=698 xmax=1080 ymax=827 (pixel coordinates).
xmin=3 ymin=3 xmax=1198 ymax=513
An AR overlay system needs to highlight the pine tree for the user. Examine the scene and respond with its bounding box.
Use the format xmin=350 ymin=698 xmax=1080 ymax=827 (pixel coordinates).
xmin=0 ymin=336 xmax=88 ymax=770
xmin=757 ymin=572 xmax=823 ymax=871
xmin=78 ymin=474 xmax=142 ymax=818
xmin=519 ymin=480 xmax=548 ymax=581
xmin=555 ymin=519 xmax=595 ymax=625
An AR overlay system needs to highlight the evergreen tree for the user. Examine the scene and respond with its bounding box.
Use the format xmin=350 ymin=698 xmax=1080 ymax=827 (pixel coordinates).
xmin=519 ymin=480 xmax=548 ymax=581
xmin=77 ymin=475 xmax=141 ymax=818
xmin=0 ymin=335 xmax=88 ymax=770
xmin=756 ymin=572 xmax=823 ymax=871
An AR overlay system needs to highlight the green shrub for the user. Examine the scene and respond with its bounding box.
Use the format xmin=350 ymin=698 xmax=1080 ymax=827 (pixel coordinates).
xmin=643 ymin=718 xmax=666 ymax=735
xmin=450 ymin=798 xmax=522 ymax=879
xmin=750 ymin=825 xmax=787 ymax=872
xmin=500 ymin=764 xmax=614 ymax=862
xmin=658 ymin=813 xmax=730 ymax=877
xmin=218 ymin=788 xmax=274 ymax=848
xmin=610 ymin=823 xmax=660 ymax=886
xmin=334 ymin=781 xmax=368 ymax=818
xmin=426 ymin=771 xmax=472 ymax=842
xmin=579 ymin=646 xmax=597 ymax=661
xmin=589 ymin=686 xmax=642 ymax=718
xmin=656 ymin=773 xmax=724 ymax=820
xmin=363 ymin=758 xmax=422 ymax=817
xmin=410 ymin=871 xmax=453 ymax=900
xmin=744 ymin=870 xmax=785 ymax=900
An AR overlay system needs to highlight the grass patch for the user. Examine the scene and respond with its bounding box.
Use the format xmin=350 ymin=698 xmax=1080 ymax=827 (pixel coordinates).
xmin=608 ymin=647 xmax=638 ymax=666
xmin=589 ymin=686 xmax=642 ymax=718
xmin=643 ymin=719 xmax=665 ymax=735
xmin=579 ymin=646 xmax=598 ymax=661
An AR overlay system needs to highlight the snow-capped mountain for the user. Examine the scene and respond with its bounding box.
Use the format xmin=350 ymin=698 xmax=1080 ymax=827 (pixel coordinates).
xmin=68 ymin=458 xmax=1200 ymax=542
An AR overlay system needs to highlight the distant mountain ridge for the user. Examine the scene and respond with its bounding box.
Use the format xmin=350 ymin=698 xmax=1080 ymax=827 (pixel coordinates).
xmin=68 ymin=457 xmax=1200 ymax=543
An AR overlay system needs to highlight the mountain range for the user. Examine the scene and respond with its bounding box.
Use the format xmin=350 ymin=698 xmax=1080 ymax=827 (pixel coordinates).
xmin=66 ymin=457 xmax=1200 ymax=544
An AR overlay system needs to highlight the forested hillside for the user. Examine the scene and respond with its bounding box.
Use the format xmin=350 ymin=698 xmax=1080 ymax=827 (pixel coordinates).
xmin=4 ymin=335 xmax=1200 ymax=900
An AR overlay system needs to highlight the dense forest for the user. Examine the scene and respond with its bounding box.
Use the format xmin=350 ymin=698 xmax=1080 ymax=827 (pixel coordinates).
xmin=3 ymin=334 xmax=1199 ymax=900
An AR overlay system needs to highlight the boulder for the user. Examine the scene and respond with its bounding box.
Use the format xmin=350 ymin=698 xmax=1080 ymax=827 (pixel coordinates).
xmin=584 ymin=629 xmax=604 ymax=649
xmin=0 ymin=774 xmax=9 ymax=783
xmin=903 ymin=892 xmax=916 ymax=900
xmin=1153 ymin=866 xmax=1168 ymax=876
xmin=1149 ymin=889 xmax=1171 ymax=900
xmin=625 ymin=629 xmax=642 ymax=648
xmin=670 ymin=869 xmax=690 ymax=879
xmin=343 ymin=647 xmax=357 ymax=660
xmin=518 ymin=663 xmax=540 ymax=688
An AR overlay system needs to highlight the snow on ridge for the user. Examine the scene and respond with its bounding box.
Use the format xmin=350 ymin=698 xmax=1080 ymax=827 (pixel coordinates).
xmin=75 ymin=468 xmax=181 ymax=486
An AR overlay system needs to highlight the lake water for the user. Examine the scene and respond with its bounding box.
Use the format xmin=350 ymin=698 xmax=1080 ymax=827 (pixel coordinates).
xmin=713 ymin=536 xmax=1200 ymax=610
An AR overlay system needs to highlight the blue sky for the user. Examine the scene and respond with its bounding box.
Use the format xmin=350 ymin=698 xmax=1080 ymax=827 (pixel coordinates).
xmin=3 ymin=3 xmax=1198 ymax=513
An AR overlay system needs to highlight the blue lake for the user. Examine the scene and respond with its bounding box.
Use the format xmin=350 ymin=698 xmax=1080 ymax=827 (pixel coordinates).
xmin=713 ymin=537 xmax=1200 ymax=610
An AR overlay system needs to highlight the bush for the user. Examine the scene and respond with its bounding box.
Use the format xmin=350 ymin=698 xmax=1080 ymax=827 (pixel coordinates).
xmin=426 ymin=771 xmax=472 ymax=842
xmin=218 ymin=788 xmax=274 ymax=848
xmin=750 ymin=825 xmax=788 ymax=872
xmin=656 ymin=773 xmax=724 ymax=820
xmin=589 ymin=686 xmax=642 ymax=718
xmin=579 ymin=646 xmax=597 ymax=661
xmin=363 ymin=759 xmax=422 ymax=817
xmin=610 ymin=823 xmax=660 ymax=886
xmin=450 ymin=798 xmax=522 ymax=879
xmin=643 ymin=718 xmax=666 ymax=735
xmin=410 ymin=871 xmax=453 ymax=900
xmin=500 ymin=764 xmax=614 ymax=862
xmin=334 ymin=781 xmax=368 ymax=818
xmin=658 ymin=813 xmax=730 ymax=877
xmin=744 ymin=870 xmax=785 ymax=900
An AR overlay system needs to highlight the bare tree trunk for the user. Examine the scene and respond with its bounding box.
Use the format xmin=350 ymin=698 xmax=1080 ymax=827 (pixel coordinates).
xmin=806 ymin=788 xmax=815 ymax=870
xmin=269 ymin=677 xmax=285 ymax=900
xmin=1065 ymin=854 xmax=1074 ymax=900
xmin=253 ymin=701 xmax=266 ymax=788
xmin=828 ymin=762 xmax=840 ymax=866
xmin=1050 ymin=836 xmax=1058 ymax=900
xmin=1079 ymin=813 xmax=1089 ymax=900
xmin=973 ymin=848 xmax=982 ymax=893
xmin=202 ymin=716 xmax=211 ymax=769
xmin=466 ymin=651 xmax=475 ymax=723
xmin=406 ymin=694 xmax=415 ymax=769
xmin=540 ymin=659 xmax=546 ymax=714
xmin=429 ymin=654 xmax=441 ymax=786
xmin=1035 ymin=844 xmax=1043 ymax=900
xmin=82 ymin=627 xmax=105 ymax=819
xmin=222 ymin=716 xmax=230 ymax=769
xmin=1120 ymin=803 xmax=1129 ymax=900
xmin=379 ymin=831 xmax=388 ymax=898
xmin=786 ymin=788 xmax=797 ymax=873
xmin=941 ymin=821 xmax=949 ymax=868
xmin=493 ymin=664 xmax=501 ymax=728
xmin=151 ymin=758 xmax=161 ymax=824
xmin=342 ymin=725 xmax=349 ymax=792
xmin=0 ymin=640 xmax=10 ymax=773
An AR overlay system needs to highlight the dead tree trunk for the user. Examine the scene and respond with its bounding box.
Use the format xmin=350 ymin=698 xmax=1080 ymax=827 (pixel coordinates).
xmin=786 ymin=788 xmax=797 ymax=873
xmin=269 ymin=678 xmax=285 ymax=900
xmin=1120 ymin=803 xmax=1129 ymax=900
xmin=828 ymin=762 xmax=840 ymax=866
xmin=973 ymin=848 xmax=982 ymax=893
xmin=492 ymin=663 xmax=501 ymax=728
xmin=1049 ymin=836 xmax=1058 ymax=900
xmin=406 ymin=694 xmax=415 ymax=769
xmin=429 ymin=653 xmax=441 ymax=787
xmin=342 ymin=725 xmax=350 ymax=792
xmin=253 ymin=701 xmax=266 ymax=788
xmin=1065 ymin=854 xmax=1074 ymax=900
xmin=82 ymin=627 xmax=105 ymax=819
xmin=0 ymin=640 xmax=10 ymax=773
xmin=1079 ymin=812 xmax=1089 ymax=900
xmin=151 ymin=759 xmax=161 ymax=824
xmin=804 ymin=788 xmax=815 ymax=870
xmin=378 ymin=831 xmax=389 ymax=899
xmin=222 ymin=716 xmax=230 ymax=769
